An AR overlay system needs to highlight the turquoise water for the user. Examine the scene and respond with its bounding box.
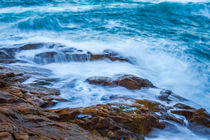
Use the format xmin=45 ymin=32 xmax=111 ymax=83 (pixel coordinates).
xmin=0 ymin=0 xmax=209 ymax=139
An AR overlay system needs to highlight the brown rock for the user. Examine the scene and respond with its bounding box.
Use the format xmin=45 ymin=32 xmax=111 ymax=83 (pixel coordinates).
xmin=59 ymin=102 xmax=170 ymax=139
xmin=174 ymin=103 xmax=195 ymax=109
xmin=0 ymin=132 xmax=13 ymax=140
xmin=89 ymin=50 xmax=131 ymax=63
xmin=40 ymin=101 xmax=57 ymax=108
xmin=19 ymin=43 xmax=43 ymax=51
xmin=0 ymin=80 xmax=7 ymax=88
xmin=0 ymin=66 xmax=209 ymax=140
xmin=56 ymin=108 xmax=81 ymax=121
xmin=171 ymin=108 xmax=210 ymax=136
xmin=83 ymin=108 xmax=97 ymax=115
xmin=32 ymin=46 xmax=135 ymax=64
xmin=14 ymin=133 xmax=29 ymax=140
xmin=16 ymin=104 xmax=40 ymax=115
xmin=0 ymin=68 xmax=104 ymax=139
xmin=86 ymin=74 xmax=155 ymax=90
xmin=114 ymin=75 xmax=155 ymax=90
xmin=191 ymin=109 xmax=210 ymax=127
xmin=0 ymin=72 xmax=29 ymax=86
xmin=42 ymin=96 xmax=67 ymax=102
xmin=18 ymin=85 xmax=60 ymax=97
xmin=171 ymin=108 xmax=210 ymax=127
xmin=135 ymin=100 xmax=164 ymax=112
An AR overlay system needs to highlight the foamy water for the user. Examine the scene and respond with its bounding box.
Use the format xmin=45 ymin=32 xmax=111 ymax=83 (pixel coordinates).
xmin=0 ymin=0 xmax=209 ymax=139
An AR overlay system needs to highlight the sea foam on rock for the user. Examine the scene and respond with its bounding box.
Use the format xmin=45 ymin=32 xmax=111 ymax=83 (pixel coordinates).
xmin=0 ymin=67 xmax=102 ymax=140
xmin=0 ymin=43 xmax=209 ymax=139
xmin=33 ymin=48 xmax=135 ymax=64
xmin=0 ymin=66 xmax=209 ymax=139
xmin=0 ymin=43 xmax=136 ymax=65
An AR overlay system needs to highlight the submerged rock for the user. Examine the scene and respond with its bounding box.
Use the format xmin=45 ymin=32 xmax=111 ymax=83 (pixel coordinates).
xmin=0 ymin=43 xmax=44 ymax=64
xmin=171 ymin=108 xmax=210 ymax=127
xmin=158 ymin=90 xmax=189 ymax=103
xmin=33 ymin=48 xmax=135 ymax=64
xmin=18 ymin=43 xmax=44 ymax=51
xmin=0 ymin=50 xmax=17 ymax=64
xmin=30 ymin=78 xmax=59 ymax=86
xmin=89 ymin=49 xmax=134 ymax=63
xmin=171 ymin=104 xmax=210 ymax=136
xmin=86 ymin=74 xmax=155 ymax=90
xmin=34 ymin=51 xmax=59 ymax=64
xmin=0 ymin=43 xmax=136 ymax=65
xmin=0 ymin=50 xmax=14 ymax=59
xmin=173 ymin=103 xmax=195 ymax=109
xmin=86 ymin=76 xmax=113 ymax=86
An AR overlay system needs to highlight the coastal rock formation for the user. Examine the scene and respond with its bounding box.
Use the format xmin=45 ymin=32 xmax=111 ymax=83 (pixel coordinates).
xmin=0 ymin=43 xmax=136 ymax=64
xmin=0 ymin=67 xmax=209 ymax=139
xmin=86 ymin=74 xmax=155 ymax=90
xmin=33 ymin=48 xmax=135 ymax=64
xmin=0 ymin=68 xmax=102 ymax=140
xmin=172 ymin=108 xmax=210 ymax=127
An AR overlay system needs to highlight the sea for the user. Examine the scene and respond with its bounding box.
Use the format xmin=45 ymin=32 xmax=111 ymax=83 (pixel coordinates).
xmin=0 ymin=0 xmax=209 ymax=139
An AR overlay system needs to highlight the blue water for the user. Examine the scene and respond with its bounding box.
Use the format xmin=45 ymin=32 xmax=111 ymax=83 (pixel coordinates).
xmin=0 ymin=0 xmax=209 ymax=139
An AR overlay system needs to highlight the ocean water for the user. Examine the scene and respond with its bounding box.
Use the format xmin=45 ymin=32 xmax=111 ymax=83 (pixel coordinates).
xmin=0 ymin=0 xmax=209 ymax=139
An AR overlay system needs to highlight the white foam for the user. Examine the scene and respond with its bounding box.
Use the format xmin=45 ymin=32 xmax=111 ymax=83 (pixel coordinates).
xmin=42 ymin=61 xmax=141 ymax=78
xmin=0 ymin=5 xmax=97 ymax=14
xmin=133 ymin=0 xmax=209 ymax=3
xmin=2 ymin=31 xmax=208 ymax=111
xmin=146 ymin=123 xmax=209 ymax=140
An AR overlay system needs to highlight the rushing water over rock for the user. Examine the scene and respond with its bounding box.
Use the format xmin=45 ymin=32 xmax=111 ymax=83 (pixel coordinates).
xmin=0 ymin=0 xmax=209 ymax=139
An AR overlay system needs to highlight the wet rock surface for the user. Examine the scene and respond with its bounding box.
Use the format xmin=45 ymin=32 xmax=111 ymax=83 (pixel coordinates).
xmin=86 ymin=74 xmax=155 ymax=90
xmin=171 ymin=108 xmax=210 ymax=127
xmin=18 ymin=43 xmax=44 ymax=51
xmin=0 ymin=43 xmax=136 ymax=65
xmin=171 ymin=106 xmax=210 ymax=136
xmin=0 ymin=50 xmax=18 ymax=64
xmin=51 ymin=97 xmax=210 ymax=139
xmin=0 ymin=67 xmax=209 ymax=139
xmin=0 ymin=43 xmax=209 ymax=139
xmin=33 ymin=49 xmax=135 ymax=64
xmin=157 ymin=90 xmax=189 ymax=103
xmin=0 ymin=67 xmax=103 ymax=140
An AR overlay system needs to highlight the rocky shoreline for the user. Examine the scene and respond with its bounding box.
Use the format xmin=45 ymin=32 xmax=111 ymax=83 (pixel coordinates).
xmin=0 ymin=43 xmax=210 ymax=140
xmin=0 ymin=65 xmax=209 ymax=140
